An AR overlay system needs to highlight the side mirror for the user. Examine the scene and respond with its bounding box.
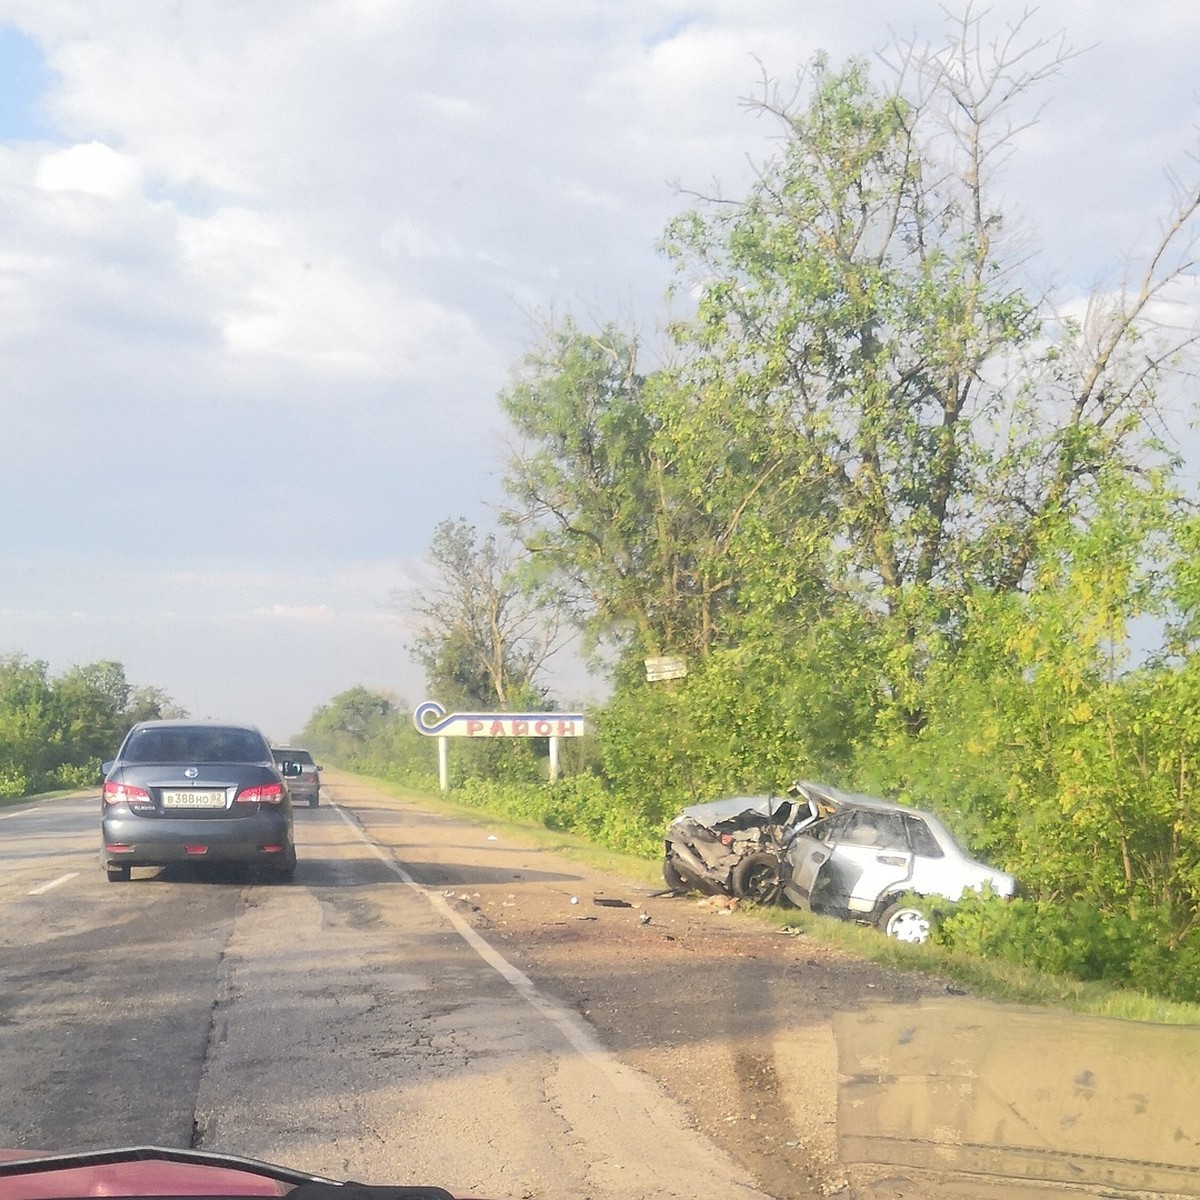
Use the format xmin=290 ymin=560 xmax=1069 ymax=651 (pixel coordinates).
xmin=100 ymin=761 xmax=113 ymax=783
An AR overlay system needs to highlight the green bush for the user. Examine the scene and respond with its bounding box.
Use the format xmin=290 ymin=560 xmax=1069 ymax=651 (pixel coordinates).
xmin=54 ymin=762 xmax=101 ymax=790
xmin=452 ymin=775 xmax=661 ymax=857
xmin=936 ymin=892 xmax=1200 ymax=1003
xmin=0 ymin=767 xmax=28 ymax=800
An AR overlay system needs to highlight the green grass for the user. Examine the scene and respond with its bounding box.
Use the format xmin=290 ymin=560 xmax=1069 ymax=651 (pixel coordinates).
xmin=761 ymin=906 xmax=1200 ymax=1025
xmin=0 ymin=787 xmax=88 ymax=809
xmin=348 ymin=769 xmax=1200 ymax=1028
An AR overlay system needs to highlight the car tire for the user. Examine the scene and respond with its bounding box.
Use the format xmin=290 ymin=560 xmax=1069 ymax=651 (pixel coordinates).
xmin=731 ymin=852 xmax=785 ymax=905
xmin=309 ymin=795 xmax=319 ymax=808
xmin=273 ymin=851 xmax=297 ymax=883
xmin=106 ymin=864 xmax=131 ymax=883
xmin=662 ymin=855 xmax=690 ymax=893
xmin=876 ymin=899 xmax=931 ymax=943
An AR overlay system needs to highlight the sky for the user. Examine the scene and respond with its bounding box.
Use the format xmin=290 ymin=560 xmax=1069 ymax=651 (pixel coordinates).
xmin=0 ymin=1 xmax=1198 ymax=742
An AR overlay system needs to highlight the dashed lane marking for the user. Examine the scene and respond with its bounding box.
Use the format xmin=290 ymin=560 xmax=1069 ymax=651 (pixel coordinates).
xmin=28 ymin=872 xmax=80 ymax=895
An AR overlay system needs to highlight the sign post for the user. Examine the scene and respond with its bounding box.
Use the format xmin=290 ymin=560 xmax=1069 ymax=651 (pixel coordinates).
xmin=413 ymin=701 xmax=586 ymax=792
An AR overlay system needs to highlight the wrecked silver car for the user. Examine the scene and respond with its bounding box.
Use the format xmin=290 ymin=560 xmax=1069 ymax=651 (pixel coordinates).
xmin=661 ymin=783 xmax=836 ymax=904
xmin=663 ymin=781 xmax=1016 ymax=942
xmin=782 ymin=793 xmax=1016 ymax=942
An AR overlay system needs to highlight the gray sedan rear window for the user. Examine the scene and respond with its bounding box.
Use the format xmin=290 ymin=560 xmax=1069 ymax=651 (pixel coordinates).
xmin=123 ymin=726 xmax=268 ymax=765
xmin=273 ymin=749 xmax=314 ymax=765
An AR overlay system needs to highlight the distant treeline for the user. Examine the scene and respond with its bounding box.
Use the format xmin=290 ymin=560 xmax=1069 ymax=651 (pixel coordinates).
xmin=0 ymin=655 xmax=183 ymax=797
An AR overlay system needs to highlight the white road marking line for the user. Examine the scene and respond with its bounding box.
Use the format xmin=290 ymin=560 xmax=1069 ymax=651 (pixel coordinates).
xmin=0 ymin=800 xmax=95 ymax=821
xmin=28 ymin=872 xmax=79 ymax=895
xmin=330 ymin=800 xmax=647 ymax=1094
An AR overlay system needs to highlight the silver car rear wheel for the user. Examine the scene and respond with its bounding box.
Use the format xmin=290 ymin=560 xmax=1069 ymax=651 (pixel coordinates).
xmin=877 ymin=900 xmax=931 ymax=943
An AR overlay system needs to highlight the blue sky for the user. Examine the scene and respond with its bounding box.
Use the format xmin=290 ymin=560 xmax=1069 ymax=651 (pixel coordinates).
xmin=0 ymin=1 xmax=1198 ymax=740
xmin=0 ymin=25 xmax=49 ymax=138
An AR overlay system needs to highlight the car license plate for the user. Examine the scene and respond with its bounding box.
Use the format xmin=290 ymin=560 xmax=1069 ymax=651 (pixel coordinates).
xmin=161 ymin=790 xmax=226 ymax=809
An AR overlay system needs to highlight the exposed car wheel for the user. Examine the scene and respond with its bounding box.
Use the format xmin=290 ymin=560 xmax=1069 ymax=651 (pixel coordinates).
xmin=105 ymin=864 xmax=131 ymax=883
xmin=877 ymin=899 xmax=931 ymax=943
xmin=731 ymin=852 xmax=785 ymax=905
xmin=308 ymin=795 xmax=319 ymax=808
xmin=273 ymin=851 xmax=297 ymax=883
xmin=662 ymin=855 xmax=690 ymax=893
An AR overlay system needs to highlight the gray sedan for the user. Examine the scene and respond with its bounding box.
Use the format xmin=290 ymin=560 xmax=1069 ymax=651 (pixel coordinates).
xmin=101 ymin=720 xmax=297 ymax=883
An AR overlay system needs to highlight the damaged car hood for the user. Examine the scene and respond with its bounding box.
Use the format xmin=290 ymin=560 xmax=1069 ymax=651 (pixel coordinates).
xmin=675 ymin=781 xmax=847 ymax=829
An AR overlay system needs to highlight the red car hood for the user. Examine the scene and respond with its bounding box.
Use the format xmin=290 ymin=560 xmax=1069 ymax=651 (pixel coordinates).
xmin=0 ymin=1150 xmax=291 ymax=1197
xmin=0 ymin=1147 xmax=479 ymax=1198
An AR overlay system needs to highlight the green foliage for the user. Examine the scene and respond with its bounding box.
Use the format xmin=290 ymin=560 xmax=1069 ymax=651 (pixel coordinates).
xmin=55 ymin=763 xmax=102 ymax=790
xmin=301 ymin=687 xmax=437 ymax=787
xmin=317 ymin=13 xmax=1200 ymax=1007
xmin=0 ymin=654 xmax=183 ymax=797
xmin=937 ymin=892 xmax=1200 ymax=1003
xmin=409 ymin=518 xmax=560 ymax=710
xmin=450 ymin=774 xmax=662 ymax=857
xmin=0 ymin=655 xmax=54 ymax=793
xmin=0 ymin=766 xmax=28 ymax=800
xmin=596 ymin=623 xmax=882 ymax=821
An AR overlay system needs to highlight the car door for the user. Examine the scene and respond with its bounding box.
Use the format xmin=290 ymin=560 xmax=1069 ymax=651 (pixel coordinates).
xmin=785 ymin=809 xmax=915 ymax=916
xmin=782 ymin=810 xmax=854 ymax=908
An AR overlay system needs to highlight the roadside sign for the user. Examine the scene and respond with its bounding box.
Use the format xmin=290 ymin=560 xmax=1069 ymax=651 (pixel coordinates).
xmin=644 ymin=655 xmax=687 ymax=682
xmin=413 ymin=700 xmax=586 ymax=791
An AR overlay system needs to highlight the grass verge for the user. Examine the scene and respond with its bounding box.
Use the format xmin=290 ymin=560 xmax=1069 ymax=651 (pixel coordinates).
xmin=0 ymin=788 xmax=88 ymax=810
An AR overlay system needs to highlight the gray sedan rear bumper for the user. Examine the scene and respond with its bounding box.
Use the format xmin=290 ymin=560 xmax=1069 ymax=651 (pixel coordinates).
xmin=102 ymin=810 xmax=293 ymax=867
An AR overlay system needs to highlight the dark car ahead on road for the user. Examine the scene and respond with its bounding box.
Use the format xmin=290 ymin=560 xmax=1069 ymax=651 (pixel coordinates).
xmin=101 ymin=720 xmax=297 ymax=883
xmin=271 ymin=746 xmax=321 ymax=807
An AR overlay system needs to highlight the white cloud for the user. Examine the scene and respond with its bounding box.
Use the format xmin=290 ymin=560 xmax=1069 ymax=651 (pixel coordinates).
xmin=416 ymin=92 xmax=481 ymax=122
xmin=247 ymin=604 xmax=337 ymax=622
xmin=172 ymin=204 xmax=492 ymax=377
xmin=34 ymin=140 xmax=143 ymax=199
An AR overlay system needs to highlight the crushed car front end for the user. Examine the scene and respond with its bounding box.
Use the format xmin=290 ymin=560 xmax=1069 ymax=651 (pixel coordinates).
xmin=662 ymin=787 xmax=830 ymax=901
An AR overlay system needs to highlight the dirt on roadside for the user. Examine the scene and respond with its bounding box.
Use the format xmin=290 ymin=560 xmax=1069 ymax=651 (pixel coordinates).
xmin=330 ymin=772 xmax=953 ymax=1200
xmin=448 ymin=869 xmax=949 ymax=1200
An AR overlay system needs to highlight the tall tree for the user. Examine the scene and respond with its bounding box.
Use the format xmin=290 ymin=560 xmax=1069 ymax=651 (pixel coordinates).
xmin=664 ymin=11 xmax=1196 ymax=623
xmin=501 ymin=320 xmax=828 ymax=665
xmin=0 ymin=656 xmax=183 ymax=795
xmin=303 ymin=686 xmax=397 ymax=756
xmin=503 ymin=10 xmax=1199 ymax=733
xmin=408 ymin=519 xmax=563 ymax=709
xmin=0 ymin=655 xmax=54 ymax=796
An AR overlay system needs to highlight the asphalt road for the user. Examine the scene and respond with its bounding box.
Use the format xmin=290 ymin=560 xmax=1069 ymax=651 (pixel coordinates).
xmin=0 ymin=790 xmax=769 ymax=1199
xmin=4 ymin=782 xmax=1200 ymax=1200
xmin=0 ymin=796 xmax=236 ymax=1150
